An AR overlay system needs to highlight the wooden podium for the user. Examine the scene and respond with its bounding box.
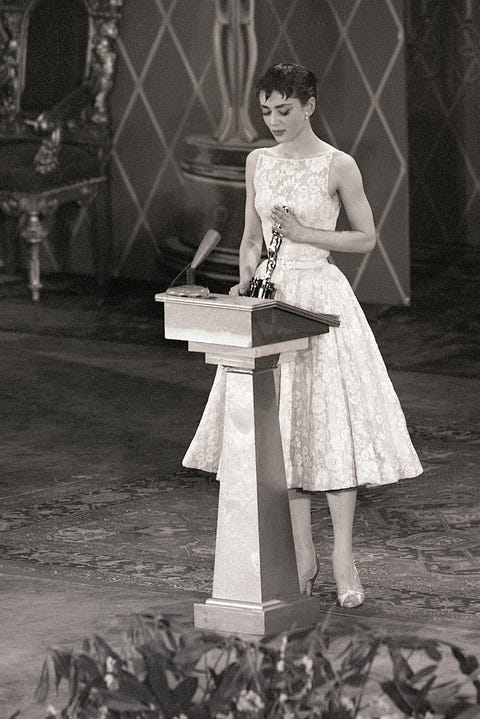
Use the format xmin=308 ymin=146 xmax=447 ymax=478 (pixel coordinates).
xmin=155 ymin=292 xmax=339 ymax=635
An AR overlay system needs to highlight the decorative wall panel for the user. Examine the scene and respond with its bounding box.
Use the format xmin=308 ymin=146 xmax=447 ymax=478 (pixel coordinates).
xmin=109 ymin=0 xmax=218 ymax=282
xmin=110 ymin=0 xmax=410 ymax=305
xmin=406 ymin=0 xmax=480 ymax=254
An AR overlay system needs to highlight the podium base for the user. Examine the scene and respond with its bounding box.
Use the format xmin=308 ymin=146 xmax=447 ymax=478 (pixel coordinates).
xmin=194 ymin=596 xmax=321 ymax=636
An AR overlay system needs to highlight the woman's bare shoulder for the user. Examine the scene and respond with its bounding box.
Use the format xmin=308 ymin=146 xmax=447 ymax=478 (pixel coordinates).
xmin=246 ymin=146 xmax=269 ymax=163
xmin=245 ymin=147 xmax=269 ymax=178
xmin=330 ymin=150 xmax=363 ymax=187
xmin=331 ymin=149 xmax=359 ymax=172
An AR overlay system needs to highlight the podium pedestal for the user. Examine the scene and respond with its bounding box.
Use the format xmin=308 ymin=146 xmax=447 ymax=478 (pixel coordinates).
xmin=191 ymin=345 xmax=320 ymax=635
xmin=156 ymin=293 xmax=338 ymax=636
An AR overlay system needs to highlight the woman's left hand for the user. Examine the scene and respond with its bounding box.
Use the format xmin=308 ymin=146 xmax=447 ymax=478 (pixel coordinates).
xmin=270 ymin=205 xmax=306 ymax=243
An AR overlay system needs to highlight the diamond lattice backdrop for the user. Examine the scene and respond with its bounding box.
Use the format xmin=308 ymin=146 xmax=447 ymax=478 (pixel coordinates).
xmin=110 ymin=0 xmax=410 ymax=305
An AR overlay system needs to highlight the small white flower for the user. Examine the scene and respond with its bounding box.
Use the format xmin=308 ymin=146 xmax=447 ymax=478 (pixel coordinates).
xmin=300 ymin=654 xmax=313 ymax=674
xmin=276 ymin=659 xmax=285 ymax=672
xmin=104 ymin=672 xmax=119 ymax=690
xmin=340 ymin=696 xmax=355 ymax=711
xmin=46 ymin=706 xmax=57 ymax=717
xmin=236 ymin=689 xmax=264 ymax=713
xmin=106 ymin=656 xmax=116 ymax=673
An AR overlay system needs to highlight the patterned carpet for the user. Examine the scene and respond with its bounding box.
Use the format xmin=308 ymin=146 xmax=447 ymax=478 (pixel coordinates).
xmin=1 ymin=269 xmax=479 ymax=635
xmin=2 ymin=448 xmax=480 ymax=629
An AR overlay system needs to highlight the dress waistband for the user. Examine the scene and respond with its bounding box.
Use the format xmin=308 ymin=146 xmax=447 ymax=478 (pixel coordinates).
xmin=275 ymin=255 xmax=330 ymax=270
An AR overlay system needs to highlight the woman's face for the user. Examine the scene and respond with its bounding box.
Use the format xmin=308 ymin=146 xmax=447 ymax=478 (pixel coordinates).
xmin=259 ymin=90 xmax=313 ymax=143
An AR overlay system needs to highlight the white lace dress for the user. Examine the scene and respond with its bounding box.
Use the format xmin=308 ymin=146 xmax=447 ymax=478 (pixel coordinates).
xmin=182 ymin=148 xmax=423 ymax=491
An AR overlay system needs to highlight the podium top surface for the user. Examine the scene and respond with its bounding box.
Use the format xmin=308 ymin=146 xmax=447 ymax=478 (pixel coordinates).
xmin=156 ymin=292 xmax=340 ymax=348
xmin=156 ymin=292 xmax=339 ymax=322
xmin=157 ymin=292 xmax=272 ymax=309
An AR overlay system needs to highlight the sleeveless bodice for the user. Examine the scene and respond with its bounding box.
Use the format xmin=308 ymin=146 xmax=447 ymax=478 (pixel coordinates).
xmin=254 ymin=149 xmax=340 ymax=268
xmin=184 ymin=146 xmax=423 ymax=491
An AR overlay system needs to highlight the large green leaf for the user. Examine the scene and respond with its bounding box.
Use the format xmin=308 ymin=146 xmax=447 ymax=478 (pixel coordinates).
xmin=388 ymin=635 xmax=442 ymax=662
xmin=343 ymin=637 xmax=381 ymax=675
xmin=174 ymin=636 xmax=226 ymax=670
xmin=74 ymin=653 xmax=104 ymax=685
xmin=452 ymin=645 xmax=480 ymax=703
xmin=410 ymin=664 xmax=438 ymax=685
xmin=118 ymin=667 xmax=158 ymax=706
xmin=380 ymin=680 xmax=419 ymax=715
xmin=33 ymin=659 xmax=50 ymax=705
xmin=208 ymin=662 xmax=245 ymax=715
xmin=97 ymin=687 xmax=155 ymax=712
xmin=381 ymin=677 xmax=433 ymax=716
xmin=388 ymin=643 xmax=415 ymax=683
xmin=139 ymin=645 xmax=179 ymax=718
xmin=93 ymin=634 xmax=121 ymax=668
xmin=172 ymin=676 xmax=198 ymax=710
xmin=452 ymin=705 xmax=480 ymax=718
xmin=452 ymin=645 xmax=480 ymax=677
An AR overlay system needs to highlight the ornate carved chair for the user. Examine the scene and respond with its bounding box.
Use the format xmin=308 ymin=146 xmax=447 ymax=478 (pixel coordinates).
xmin=0 ymin=0 xmax=123 ymax=300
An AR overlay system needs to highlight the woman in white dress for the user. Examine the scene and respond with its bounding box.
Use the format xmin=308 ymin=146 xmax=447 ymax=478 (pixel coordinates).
xmin=183 ymin=63 xmax=423 ymax=607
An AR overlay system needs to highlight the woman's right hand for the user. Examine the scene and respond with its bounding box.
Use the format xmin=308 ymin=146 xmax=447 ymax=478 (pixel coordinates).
xmin=229 ymin=281 xmax=251 ymax=296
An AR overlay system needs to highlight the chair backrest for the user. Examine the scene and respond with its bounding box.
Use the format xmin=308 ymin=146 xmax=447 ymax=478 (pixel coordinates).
xmin=22 ymin=0 xmax=89 ymax=112
xmin=0 ymin=0 xmax=124 ymax=131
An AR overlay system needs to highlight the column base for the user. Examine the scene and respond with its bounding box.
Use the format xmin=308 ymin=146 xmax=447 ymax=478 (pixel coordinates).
xmin=194 ymin=595 xmax=322 ymax=636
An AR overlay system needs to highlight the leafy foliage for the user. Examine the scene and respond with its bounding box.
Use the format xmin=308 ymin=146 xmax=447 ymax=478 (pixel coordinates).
xmin=32 ymin=611 xmax=480 ymax=719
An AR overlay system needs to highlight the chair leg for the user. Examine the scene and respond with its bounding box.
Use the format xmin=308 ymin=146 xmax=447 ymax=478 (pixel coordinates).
xmin=20 ymin=211 xmax=48 ymax=301
xmin=91 ymin=182 xmax=112 ymax=289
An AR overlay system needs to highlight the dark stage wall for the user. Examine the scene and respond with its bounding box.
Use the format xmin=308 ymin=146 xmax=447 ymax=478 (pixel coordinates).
xmin=406 ymin=0 xmax=480 ymax=256
xmin=8 ymin=3 xmax=478 ymax=305
xmin=109 ymin=0 xmax=411 ymax=306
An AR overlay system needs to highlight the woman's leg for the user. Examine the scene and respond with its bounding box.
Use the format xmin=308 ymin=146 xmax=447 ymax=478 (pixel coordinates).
xmin=326 ymin=488 xmax=363 ymax=596
xmin=288 ymin=489 xmax=317 ymax=591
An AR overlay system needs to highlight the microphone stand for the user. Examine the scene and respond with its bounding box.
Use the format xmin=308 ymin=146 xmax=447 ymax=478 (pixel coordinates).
xmin=166 ymin=229 xmax=221 ymax=297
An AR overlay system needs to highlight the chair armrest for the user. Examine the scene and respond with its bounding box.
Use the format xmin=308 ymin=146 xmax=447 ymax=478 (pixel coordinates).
xmin=25 ymin=79 xmax=98 ymax=174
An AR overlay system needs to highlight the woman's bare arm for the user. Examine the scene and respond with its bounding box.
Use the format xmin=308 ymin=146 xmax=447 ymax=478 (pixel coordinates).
xmin=230 ymin=149 xmax=264 ymax=294
xmin=271 ymin=152 xmax=376 ymax=254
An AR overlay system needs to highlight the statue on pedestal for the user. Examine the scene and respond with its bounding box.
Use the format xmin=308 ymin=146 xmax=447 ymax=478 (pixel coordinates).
xmin=213 ymin=0 xmax=258 ymax=144
xmin=171 ymin=0 xmax=263 ymax=286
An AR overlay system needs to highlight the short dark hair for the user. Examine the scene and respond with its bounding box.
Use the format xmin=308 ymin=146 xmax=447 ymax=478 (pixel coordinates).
xmin=255 ymin=63 xmax=317 ymax=105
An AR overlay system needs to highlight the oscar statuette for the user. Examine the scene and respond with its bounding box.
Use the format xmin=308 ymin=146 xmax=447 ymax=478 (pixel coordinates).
xmin=247 ymin=208 xmax=287 ymax=299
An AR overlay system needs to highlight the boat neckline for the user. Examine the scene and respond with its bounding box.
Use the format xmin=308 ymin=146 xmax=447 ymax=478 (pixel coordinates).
xmin=262 ymin=148 xmax=335 ymax=160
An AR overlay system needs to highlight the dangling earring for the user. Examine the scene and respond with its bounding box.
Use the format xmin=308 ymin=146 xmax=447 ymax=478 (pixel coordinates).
xmin=304 ymin=112 xmax=309 ymax=120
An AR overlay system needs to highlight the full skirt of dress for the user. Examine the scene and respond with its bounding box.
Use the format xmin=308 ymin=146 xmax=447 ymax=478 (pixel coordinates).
xmin=182 ymin=258 xmax=423 ymax=491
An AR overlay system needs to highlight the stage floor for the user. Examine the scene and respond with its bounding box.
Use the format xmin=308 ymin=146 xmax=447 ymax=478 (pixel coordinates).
xmin=1 ymin=275 xmax=479 ymax=715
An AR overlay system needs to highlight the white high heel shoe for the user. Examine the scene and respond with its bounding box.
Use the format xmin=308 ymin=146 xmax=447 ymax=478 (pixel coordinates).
xmin=336 ymin=562 xmax=365 ymax=608
xmin=300 ymin=554 xmax=319 ymax=597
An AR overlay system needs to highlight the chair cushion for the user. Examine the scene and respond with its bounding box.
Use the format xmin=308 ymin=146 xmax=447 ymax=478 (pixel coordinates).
xmin=0 ymin=139 xmax=102 ymax=193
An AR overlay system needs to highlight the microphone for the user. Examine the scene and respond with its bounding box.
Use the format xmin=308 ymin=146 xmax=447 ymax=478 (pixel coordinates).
xmin=190 ymin=228 xmax=221 ymax=270
xmin=166 ymin=229 xmax=221 ymax=297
